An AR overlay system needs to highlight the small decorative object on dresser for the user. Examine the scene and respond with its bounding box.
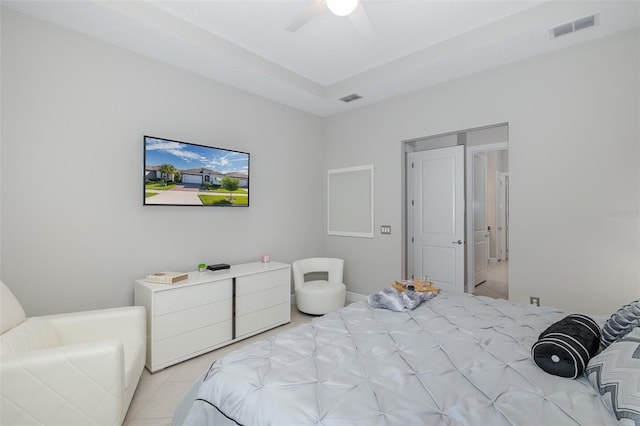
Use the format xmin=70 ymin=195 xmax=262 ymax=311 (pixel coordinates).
xmin=206 ymin=263 xmax=231 ymax=271
xmin=135 ymin=261 xmax=291 ymax=372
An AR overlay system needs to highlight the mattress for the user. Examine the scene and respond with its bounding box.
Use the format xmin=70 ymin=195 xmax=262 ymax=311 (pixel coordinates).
xmin=174 ymin=291 xmax=616 ymax=425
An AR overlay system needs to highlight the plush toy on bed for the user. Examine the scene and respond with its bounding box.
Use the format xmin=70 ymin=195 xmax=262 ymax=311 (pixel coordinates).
xmin=368 ymin=281 xmax=439 ymax=312
xmin=531 ymin=314 xmax=600 ymax=378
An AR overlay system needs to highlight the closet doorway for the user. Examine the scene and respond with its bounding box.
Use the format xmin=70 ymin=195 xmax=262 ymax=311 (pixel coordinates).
xmin=466 ymin=143 xmax=509 ymax=299
xmin=404 ymin=124 xmax=509 ymax=299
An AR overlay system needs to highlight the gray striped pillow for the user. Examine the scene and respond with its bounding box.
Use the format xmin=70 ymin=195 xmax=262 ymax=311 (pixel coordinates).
xmin=601 ymin=300 xmax=640 ymax=349
xmin=587 ymin=327 xmax=640 ymax=425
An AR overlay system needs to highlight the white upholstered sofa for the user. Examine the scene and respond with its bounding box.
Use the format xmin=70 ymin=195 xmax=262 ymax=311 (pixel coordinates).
xmin=0 ymin=280 xmax=145 ymax=425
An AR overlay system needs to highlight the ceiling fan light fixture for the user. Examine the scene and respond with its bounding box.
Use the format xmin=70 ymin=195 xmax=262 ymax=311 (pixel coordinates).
xmin=327 ymin=0 xmax=358 ymax=17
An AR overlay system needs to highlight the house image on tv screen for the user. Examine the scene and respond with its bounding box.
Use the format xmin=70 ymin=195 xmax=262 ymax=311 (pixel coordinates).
xmin=146 ymin=167 xmax=248 ymax=188
xmin=144 ymin=136 xmax=250 ymax=207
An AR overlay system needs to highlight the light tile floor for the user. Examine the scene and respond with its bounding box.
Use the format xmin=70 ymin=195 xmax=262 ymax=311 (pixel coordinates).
xmin=473 ymin=259 xmax=509 ymax=300
xmin=123 ymin=307 xmax=316 ymax=426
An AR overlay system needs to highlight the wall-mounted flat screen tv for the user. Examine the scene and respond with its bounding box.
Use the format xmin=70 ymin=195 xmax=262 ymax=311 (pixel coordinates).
xmin=144 ymin=135 xmax=250 ymax=207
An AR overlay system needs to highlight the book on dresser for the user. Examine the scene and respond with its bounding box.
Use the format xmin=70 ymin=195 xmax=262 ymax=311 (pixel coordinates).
xmin=145 ymin=271 xmax=188 ymax=284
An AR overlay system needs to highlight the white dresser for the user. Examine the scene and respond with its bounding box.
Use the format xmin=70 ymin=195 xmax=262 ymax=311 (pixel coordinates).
xmin=135 ymin=262 xmax=291 ymax=372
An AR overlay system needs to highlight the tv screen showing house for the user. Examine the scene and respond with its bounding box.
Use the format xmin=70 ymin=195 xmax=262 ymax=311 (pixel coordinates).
xmin=144 ymin=135 xmax=250 ymax=207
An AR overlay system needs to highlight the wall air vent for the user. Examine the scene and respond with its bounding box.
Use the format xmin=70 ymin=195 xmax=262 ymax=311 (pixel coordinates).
xmin=550 ymin=13 xmax=598 ymax=39
xmin=339 ymin=93 xmax=362 ymax=103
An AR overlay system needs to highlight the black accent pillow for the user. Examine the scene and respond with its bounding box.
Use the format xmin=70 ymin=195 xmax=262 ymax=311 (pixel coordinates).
xmin=531 ymin=314 xmax=600 ymax=378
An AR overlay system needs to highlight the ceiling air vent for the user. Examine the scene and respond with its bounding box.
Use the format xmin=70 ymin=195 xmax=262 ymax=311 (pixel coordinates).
xmin=339 ymin=93 xmax=362 ymax=103
xmin=550 ymin=13 xmax=598 ymax=39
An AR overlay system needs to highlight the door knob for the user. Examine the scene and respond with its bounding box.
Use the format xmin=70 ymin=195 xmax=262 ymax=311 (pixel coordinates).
xmin=452 ymin=240 xmax=463 ymax=244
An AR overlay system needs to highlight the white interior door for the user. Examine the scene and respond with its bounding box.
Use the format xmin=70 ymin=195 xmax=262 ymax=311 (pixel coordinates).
xmin=409 ymin=145 xmax=465 ymax=292
xmin=496 ymin=172 xmax=509 ymax=261
xmin=473 ymin=153 xmax=489 ymax=285
xmin=465 ymin=142 xmax=508 ymax=293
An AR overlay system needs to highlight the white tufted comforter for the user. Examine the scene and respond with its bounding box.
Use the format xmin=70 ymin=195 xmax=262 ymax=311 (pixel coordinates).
xmin=176 ymin=291 xmax=616 ymax=426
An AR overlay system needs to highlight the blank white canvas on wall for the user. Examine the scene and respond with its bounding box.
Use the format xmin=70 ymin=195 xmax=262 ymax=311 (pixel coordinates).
xmin=328 ymin=165 xmax=374 ymax=238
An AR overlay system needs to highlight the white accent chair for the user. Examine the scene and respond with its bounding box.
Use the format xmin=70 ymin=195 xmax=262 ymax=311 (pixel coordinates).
xmin=293 ymin=258 xmax=346 ymax=315
xmin=0 ymin=280 xmax=146 ymax=426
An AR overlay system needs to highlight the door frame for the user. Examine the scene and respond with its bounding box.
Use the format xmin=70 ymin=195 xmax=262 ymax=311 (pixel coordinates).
xmin=465 ymin=142 xmax=508 ymax=293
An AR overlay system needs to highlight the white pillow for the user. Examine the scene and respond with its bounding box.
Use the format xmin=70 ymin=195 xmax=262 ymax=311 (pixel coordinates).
xmin=586 ymin=327 xmax=640 ymax=425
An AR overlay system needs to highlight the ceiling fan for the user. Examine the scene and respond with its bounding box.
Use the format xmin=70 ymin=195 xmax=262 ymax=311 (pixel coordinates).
xmin=286 ymin=0 xmax=376 ymax=39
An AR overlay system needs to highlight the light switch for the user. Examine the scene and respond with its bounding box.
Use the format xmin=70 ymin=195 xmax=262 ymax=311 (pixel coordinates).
xmin=381 ymin=225 xmax=391 ymax=234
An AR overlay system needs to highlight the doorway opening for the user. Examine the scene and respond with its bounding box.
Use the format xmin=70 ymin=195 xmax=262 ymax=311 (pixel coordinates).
xmin=467 ymin=144 xmax=509 ymax=299
xmin=404 ymin=124 xmax=509 ymax=297
xmin=474 ymin=258 xmax=509 ymax=299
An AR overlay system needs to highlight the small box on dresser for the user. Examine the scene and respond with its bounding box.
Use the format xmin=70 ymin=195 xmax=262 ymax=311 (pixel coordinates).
xmin=135 ymin=261 xmax=291 ymax=372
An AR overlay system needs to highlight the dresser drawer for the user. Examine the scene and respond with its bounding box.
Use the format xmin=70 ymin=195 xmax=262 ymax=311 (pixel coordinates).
xmin=236 ymin=285 xmax=289 ymax=315
xmin=236 ymin=302 xmax=289 ymax=337
xmin=136 ymin=262 xmax=291 ymax=372
xmin=236 ymin=269 xmax=289 ymax=296
xmin=155 ymin=279 xmax=232 ymax=315
xmin=154 ymin=299 xmax=232 ymax=341
xmin=154 ymin=319 xmax=232 ymax=366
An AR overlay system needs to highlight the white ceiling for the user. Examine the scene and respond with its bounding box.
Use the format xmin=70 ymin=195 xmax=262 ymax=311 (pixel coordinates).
xmin=4 ymin=0 xmax=639 ymax=117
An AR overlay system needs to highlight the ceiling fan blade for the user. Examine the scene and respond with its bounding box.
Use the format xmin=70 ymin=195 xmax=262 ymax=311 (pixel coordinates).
xmin=348 ymin=2 xmax=377 ymax=40
xmin=286 ymin=0 xmax=327 ymax=32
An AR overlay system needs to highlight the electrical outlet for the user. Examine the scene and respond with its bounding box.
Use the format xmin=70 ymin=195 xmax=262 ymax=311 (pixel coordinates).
xmin=530 ymin=296 xmax=540 ymax=307
xmin=381 ymin=225 xmax=391 ymax=235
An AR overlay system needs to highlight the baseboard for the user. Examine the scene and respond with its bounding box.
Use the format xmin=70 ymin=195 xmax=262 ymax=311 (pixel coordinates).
xmin=346 ymin=291 xmax=367 ymax=303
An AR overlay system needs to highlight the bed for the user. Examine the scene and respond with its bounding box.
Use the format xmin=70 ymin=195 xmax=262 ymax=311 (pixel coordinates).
xmin=173 ymin=290 xmax=632 ymax=426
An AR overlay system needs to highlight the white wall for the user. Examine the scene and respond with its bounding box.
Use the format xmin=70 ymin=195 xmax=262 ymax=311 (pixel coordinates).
xmin=1 ymin=9 xmax=325 ymax=315
xmin=2 ymin=9 xmax=638 ymax=317
xmin=324 ymin=28 xmax=640 ymax=315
